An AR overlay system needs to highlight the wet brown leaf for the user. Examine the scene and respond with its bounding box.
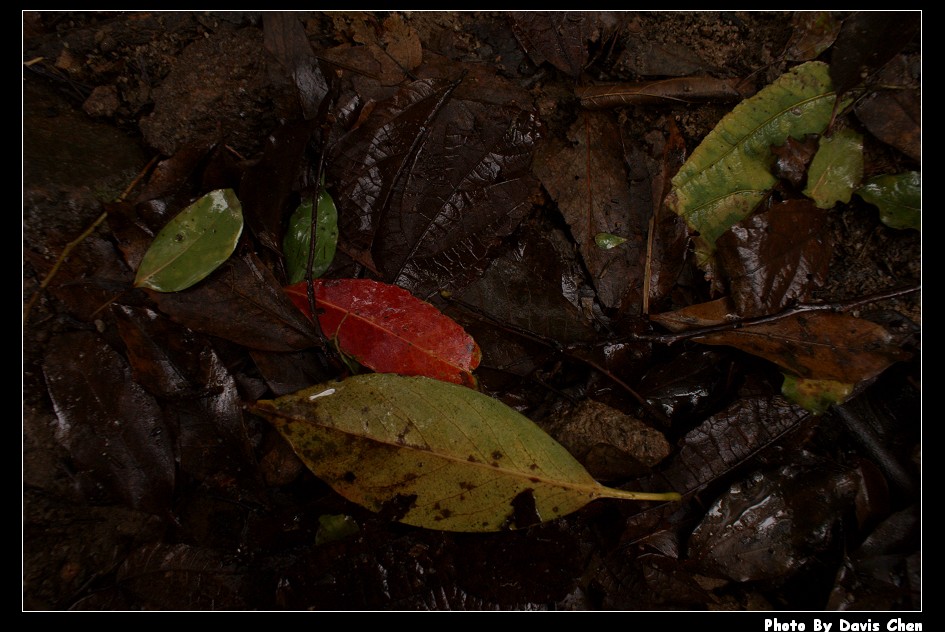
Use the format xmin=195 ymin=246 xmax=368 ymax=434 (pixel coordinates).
xmin=771 ymin=136 xmax=820 ymax=189
xmin=263 ymin=12 xmax=329 ymax=119
xmin=715 ymin=199 xmax=832 ymax=317
xmin=854 ymin=55 xmax=920 ymax=163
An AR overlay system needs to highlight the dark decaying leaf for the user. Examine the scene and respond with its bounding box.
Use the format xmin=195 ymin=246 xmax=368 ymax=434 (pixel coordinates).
xmin=827 ymin=505 xmax=921 ymax=610
xmin=829 ymin=11 xmax=920 ymax=96
xmin=637 ymin=349 xmax=736 ymax=426
xmin=263 ymin=12 xmax=329 ymax=120
xmin=594 ymin=551 xmax=717 ymax=610
xmin=534 ymin=111 xmax=645 ymax=310
xmin=239 ymin=119 xmax=319 ymax=256
xmin=715 ymin=199 xmax=832 ymax=317
xmin=618 ymin=36 xmax=711 ymax=77
xmin=635 ymin=392 xmax=811 ymax=496
xmin=328 ymin=77 xmax=458 ymax=267
xmin=285 ymin=278 xmax=481 ymax=386
xmin=782 ymin=11 xmax=842 ymax=62
xmin=250 ymin=374 xmax=680 ymax=532
xmin=509 ymin=12 xmax=594 ymax=78
xmin=453 ymin=222 xmax=598 ymax=346
xmin=853 ymin=55 xmax=920 ymax=163
xmin=326 ymin=68 xmax=541 ymax=298
xmin=688 ymin=461 xmax=861 ymax=582
xmin=577 ymin=77 xmax=745 ymax=109
xmin=112 ymin=305 xmax=256 ymax=483
xmin=148 ymin=251 xmax=319 ymax=352
xmin=112 ymin=543 xmax=248 ymax=610
xmin=26 ymin=231 xmax=134 ymax=323
xmin=42 ymin=331 xmax=176 ymax=513
xmin=373 ymin=101 xmax=541 ymax=298
xmin=651 ymin=298 xmax=910 ymax=384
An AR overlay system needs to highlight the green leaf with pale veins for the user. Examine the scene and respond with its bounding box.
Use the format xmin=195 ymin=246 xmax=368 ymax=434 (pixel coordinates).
xmin=666 ymin=61 xmax=841 ymax=266
xmin=283 ymin=188 xmax=339 ymax=284
xmin=803 ymin=128 xmax=863 ymax=209
xmin=856 ymin=171 xmax=921 ymax=231
xmin=249 ymin=373 xmax=680 ymax=532
xmin=134 ymin=189 xmax=244 ymax=292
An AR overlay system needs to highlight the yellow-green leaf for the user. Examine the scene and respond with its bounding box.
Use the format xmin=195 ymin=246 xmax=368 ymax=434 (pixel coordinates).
xmin=803 ymin=128 xmax=863 ymax=209
xmin=666 ymin=61 xmax=840 ymax=266
xmin=134 ymin=189 xmax=244 ymax=292
xmin=250 ymin=374 xmax=680 ymax=532
xmin=781 ymin=374 xmax=854 ymax=414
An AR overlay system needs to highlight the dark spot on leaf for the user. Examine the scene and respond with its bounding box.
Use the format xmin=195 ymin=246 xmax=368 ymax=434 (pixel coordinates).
xmin=492 ymin=450 xmax=503 ymax=460
xmin=511 ymin=488 xmax=540 ymax=529
xmin=467 ymin=455 xmax=480 ymax=463
xmin=459 ymin=481 xmax=476 ymax=490
xmin=529 ymin=463 xmax=538 ymax=470
xmin=377 ymin=493 xmax=417 ymax=523
xmin=342 ymin=471 xmax=356 ymax=483
xmin=491 ymin=461 xmax=500 ymax=468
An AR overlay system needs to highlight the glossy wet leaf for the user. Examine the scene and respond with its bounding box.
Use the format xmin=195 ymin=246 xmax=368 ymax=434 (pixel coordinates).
xmin=134 ymin=188 xmax=244 ymax=292
xmin=665 ymin=61 xmax=840 ymax=266
xmin=688 ymin=462 xmax=860 ymax=581
xmin=283 ymin=189 xmax=339 ymax=284
xmin=803 ymin=128 xmax=863 ymax=209
xmin=285 ymin=279 xmax=481 ymax=386
xmin=855 ymin=171 xmax=921 ymax=231
xmin=854 ymin=59 xmax=921 ymax=163
xmin=250 ymin=374 xmax=681 ymax=532
xmin=716 ymin=199 xmax=831 ymax=317
xmin=327 ymin=75 xmax=540 ymax=297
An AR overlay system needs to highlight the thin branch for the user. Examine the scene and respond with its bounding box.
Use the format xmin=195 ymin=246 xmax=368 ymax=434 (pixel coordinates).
xmin=23 ymin=156 xmax=160 ymax=324
xmin=635 ymin=284 xmax=921 ymax=346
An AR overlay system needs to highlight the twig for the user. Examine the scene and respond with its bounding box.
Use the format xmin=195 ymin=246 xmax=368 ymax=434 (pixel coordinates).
xmin=23 ymin=156 xmax=159 ymax=324
xmin=635 ymin=284 xmax=920 ymax=346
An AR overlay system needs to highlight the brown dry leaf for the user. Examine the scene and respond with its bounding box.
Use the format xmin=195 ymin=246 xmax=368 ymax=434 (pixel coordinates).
xmin=534 ymin=111 xmax=645 ymax=310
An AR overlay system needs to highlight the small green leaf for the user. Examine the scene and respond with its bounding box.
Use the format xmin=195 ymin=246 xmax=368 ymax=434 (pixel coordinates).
xmin=802 ymin=128 xmax=863 ymax=209
xmin=250 ymin=374 xmax=681 ymax=532
xmin=283 ymin=189 xmax=339 ymax=284
xmin=594 ymin=232 xmax=628 ymax=249
xmin=855 ymin=171 xmax=921 ymax=231
xmin=781 ymin=373 xmax=853 ymax=414
xmin=315 ymin=513 xmax=360 ymax=545
xmin=134 ymin=189 xmax=244 ymax=292
xmin=666 ymin=61 xmax=842 ymax=266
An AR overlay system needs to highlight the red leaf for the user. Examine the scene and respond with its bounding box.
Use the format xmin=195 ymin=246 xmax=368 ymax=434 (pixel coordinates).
xmin=285 ymin=279 xmax=481 ymax=386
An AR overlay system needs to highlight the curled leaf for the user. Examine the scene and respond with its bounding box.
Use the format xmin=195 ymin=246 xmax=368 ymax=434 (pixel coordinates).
xmin=250 ymin=374 xmax=681 ymax=532
xmin=134 ymin=188 xmax=244 ymax=292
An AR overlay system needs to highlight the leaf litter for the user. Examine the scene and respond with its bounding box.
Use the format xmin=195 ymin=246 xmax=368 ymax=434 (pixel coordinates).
xmin=23 ymin=11 xmax=920 ymax=610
